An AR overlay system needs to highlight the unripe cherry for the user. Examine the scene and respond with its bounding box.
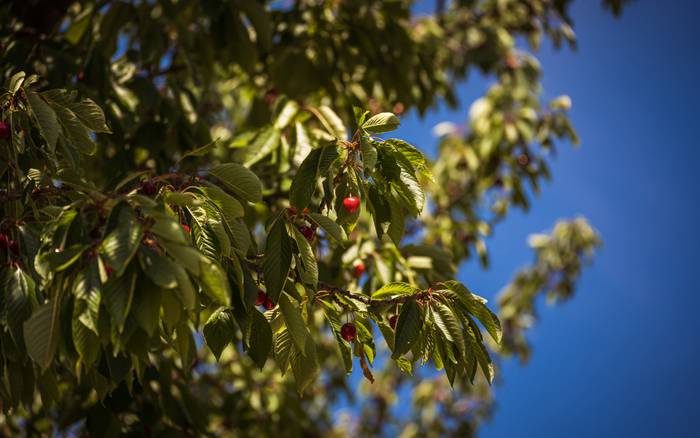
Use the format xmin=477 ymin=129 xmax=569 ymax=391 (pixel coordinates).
xmin=343 ymin=196 xmax=360 ymax=214
xmin=340 ymin=322 xmax=356 ymax=342
xmin=0 ymin=122 xmax=10 ymax=139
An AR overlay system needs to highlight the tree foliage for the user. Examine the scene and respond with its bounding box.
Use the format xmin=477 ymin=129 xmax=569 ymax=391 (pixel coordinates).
xmin=0 ymin=0 xmax=620 ymax=435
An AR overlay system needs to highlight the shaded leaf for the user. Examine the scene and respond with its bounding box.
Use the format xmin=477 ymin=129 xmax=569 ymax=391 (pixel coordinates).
xmin=248 ymin=309 xmax=272 ymax=369
xmin=209 ymin=163 xmax=263 ymax=203
xmin=263 ymin=217 xmax=292 ymax=302
xmin=24 ymin=294 xmax=63 ymax=370
xmin=393 ymin=299 xmax=423 ymax=358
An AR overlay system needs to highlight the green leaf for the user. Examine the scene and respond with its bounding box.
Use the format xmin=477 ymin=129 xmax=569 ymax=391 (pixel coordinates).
xmin=274 ymin=328 xmax=293 ymax=375
xmin=161 ymin=240 xmax=205 ymax=276
xmin=139 ymin=249 xmax=179 ymax=289
xmin=67 ymin=98 xmax=109 ymax=133
xmin=209 ymin=163 xmax=263 ymax=203
xmin=100 ymin=207 xmax=142 ymax=276
xmin=179 ymin=138 xmax=219 ymax=161
xmin=174 ymin=321 xmax=195 ymax=367
xmin=199 ymin=260 xmax=231 ymax=306
xmin=38 ymin=244 xmax=88 ymax=272
xmin=263 ymin=217 xmax=292 ymax=302
xmin=161 ymin=289 xmax=184 ymax=330
xmin=5 ymin=268 xmax=35 ymax=343
xmin=385 ymin=138 xmax=433 ymax=180
xmin=443 ymin=281 xmax=502 ymax=343
xmin=289 ymin=142 xmax=339 ymax=209
xmin=23 ymin=293 xmax=63 ymax=370
xmin=64 ymin=7 xmax=92 ymax=44
xmin=290 ymin=335 xmax=319 ymax=394
xmin=393 ymin=299 xmax=423 ymax=358
xmin=367 ymin=184 xmax=390 ymax=239
xmin=102 ymin=269 xmax=137 ymax=329
xmin=316 ymin=106 xmax=347 ymax=139
xmin=244 ymin=127 xmax=281 ymax=167
xmin=131 ymin=279 xmax=163 ymax=337
xmin=49 ymin=100 xmax=97 ymax=155
xmin=387 ymin=192 xmax=405 ymax=245
xmin=360 ymin=137 xmax=378 ymax=172
xmin=149 ymin=211 xmax=187 ymax=244
xmin=432 ymin=302 xmax=465 ymax=358
xmin=73 ymin=263 xmax=101 ymax=333
xmin=362 ymin=112 xmax=400 ymax=133
xmin=229 ymin=218 xmax=252 ymax=256
xmin=307 ymin=213 xmax=346 ymax=244
xmin=248 ymin=309 xmax=272 ymax=369
xmin=290 ymin=225 xmax=318 ymax=287
xmin=9 ymin=71 xmax=25 ymax=94
xmin=164 ymin=191 xmax=201 ymax=207
xmin=372 ymin=282 xmax=420 ymax=299
xmin=203 ymin=308 xmax=235 ymax=361
xmin=391 ymin=152 xmax=425 ymax=215
xmin=202 ymin=185 xmax=244 ymax=222
xmin=171 ymin=263 xmax=196 ymax=310
xmin=278 ymin=293 xmax=309 ymax=355
xmin=273 ymin=100 xmax=300 ymax=129
xmin=395 ymin=356 xmax=413 ymax=375
xmin=72 ymin=311 xmax=100 ymax=369
xmin=26 ymin=91 xmax=60 ymax=150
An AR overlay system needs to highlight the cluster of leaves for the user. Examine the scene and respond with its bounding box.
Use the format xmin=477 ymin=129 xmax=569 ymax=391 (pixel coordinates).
xmin=0 ymin=0 xmax=622 ymax=435
xmin=0 ymin=72 xmax=503 ymax=416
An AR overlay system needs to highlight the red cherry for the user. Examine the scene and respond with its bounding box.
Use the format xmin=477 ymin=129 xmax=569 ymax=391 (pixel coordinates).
xmin=142 ymin=180 xmax=157 ymax=196
xmin=298 ymin=225 xmax=315 ymax=242
xmin=340 ymin=323 xmax=356 ymax=342
xmin=0 ymin=234 xmax=7 ymax=250
xmin=517 ymin=154 xmax=529 ymax=166
xmin=288 ymin=206 xmax=297 ymax=216
xmin=264 ymin=87 xmax=278 ymax=105
xmin=255 ymin=290 xmax=267 ymax=306
xmin=389 ymin=315 xmax=398 ymax=330
xmin=8 ymin=240 xmax=19 ymax=256
xmin=263 ymin=297 xmax=275 ymax=311
xmin=77 ymin=71 xmax=85 ymax=82
xmin=182 ymin=224 xmax=191 ymax=233
xmin=0 ymin=122 xmax=10 ymax=139
xmin=342 ymin=196 xmax=360 ymax=214
xmin=105 ymin=264 xmax=114 ymax=276
xmin=353 ymin=261 xmax=365 ymax=278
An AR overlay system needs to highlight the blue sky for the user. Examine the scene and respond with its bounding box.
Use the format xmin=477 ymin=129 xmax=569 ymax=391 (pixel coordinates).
xmin=398 ymin=1 xmax=700 ymax=436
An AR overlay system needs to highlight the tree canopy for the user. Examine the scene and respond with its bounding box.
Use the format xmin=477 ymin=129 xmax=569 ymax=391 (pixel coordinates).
xmin=0 ymin=0 xmax=622 ymax=436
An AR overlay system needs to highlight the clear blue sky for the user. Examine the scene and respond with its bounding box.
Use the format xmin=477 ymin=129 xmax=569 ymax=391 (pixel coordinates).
xmin=398 ymin=1 xmax=700 ymax=436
